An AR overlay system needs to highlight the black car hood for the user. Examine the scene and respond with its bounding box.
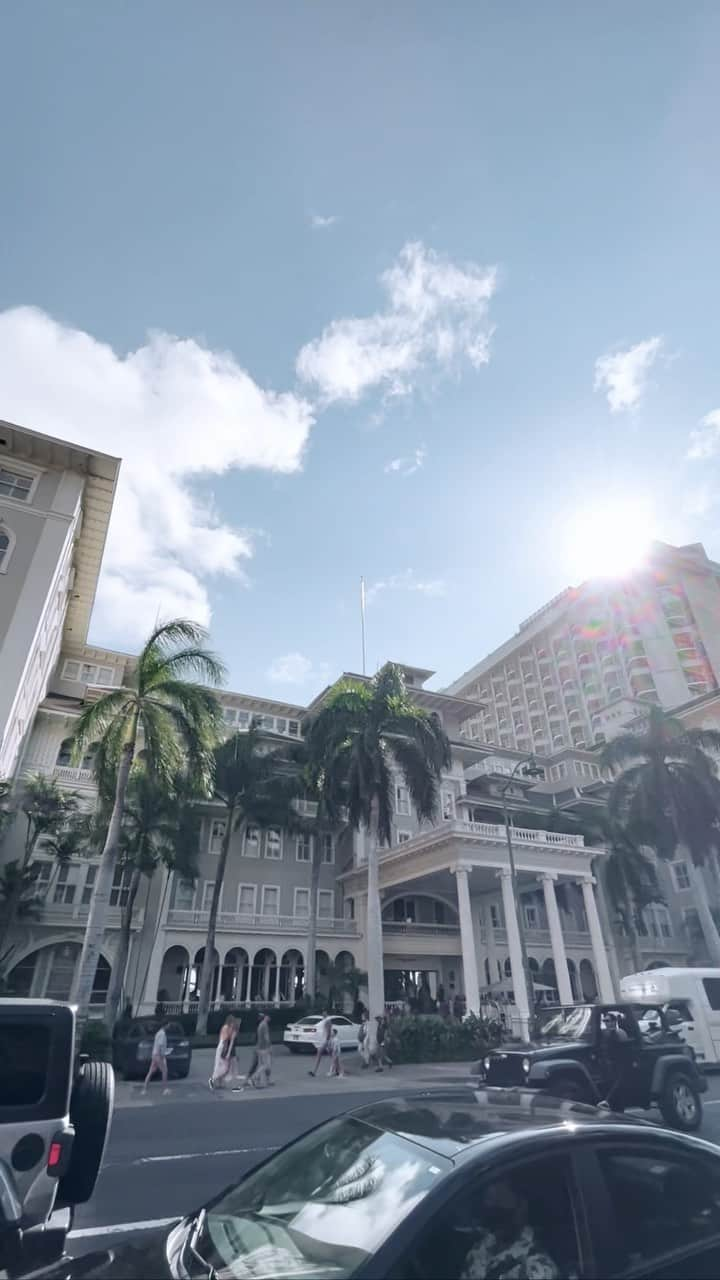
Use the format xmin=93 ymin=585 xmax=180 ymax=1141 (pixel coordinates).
xmin=493 ymin=1039 xmax=589 ymax=1057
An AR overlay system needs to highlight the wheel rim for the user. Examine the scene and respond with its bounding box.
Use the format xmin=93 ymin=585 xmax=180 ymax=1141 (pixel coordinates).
xmin=672 ymin=1081 xmax=697 ymax=1122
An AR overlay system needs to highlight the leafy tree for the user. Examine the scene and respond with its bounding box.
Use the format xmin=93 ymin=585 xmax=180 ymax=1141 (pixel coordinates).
xmin=0 ymin=774 xmax=79 ymax=958
xmin=602 ymin=704 xmax=720 ymax=965
xmin=305 ymin=664 xmax=451 ymax=1036
xmin=104 ymin=771 xmax=201 ymax=1028
xmin=70 ymin=619 xmax=224 ymax=1022
xmin=196 ymin=725 xmax=299 ymax=1034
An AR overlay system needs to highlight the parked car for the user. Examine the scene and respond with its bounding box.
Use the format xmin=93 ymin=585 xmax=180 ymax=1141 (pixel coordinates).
xmin=111 ymin=1019 xmax=191 ymax=1080
xmin=283 ymin=1013 xmax=360 ymax=1053
xmin=479 ymin=1001 xmax=707 ymax=1130
xmin=28 ymin=1087 xmax=720 ymax=1278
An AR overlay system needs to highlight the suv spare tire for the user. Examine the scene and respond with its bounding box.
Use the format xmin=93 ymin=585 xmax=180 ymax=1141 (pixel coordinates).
xmin=658 ymin=1071 xmax=702 ymax=1132
xmin=58 ymin=1061 xmax=115 ymax=1206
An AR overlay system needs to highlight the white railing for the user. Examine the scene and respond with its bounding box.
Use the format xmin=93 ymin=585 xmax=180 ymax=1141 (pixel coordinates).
xmin=382 ymin=922 xmax=460 ymax=937
xmin=456 ymin=820 xmax=585 ymax=849
xmin=165 ymin=909 xmax=358 ymax=934
xmin=40 ymin=902 xmax=144 ymax=927
xmin=53 ymin=765 xmax=96 ymax=785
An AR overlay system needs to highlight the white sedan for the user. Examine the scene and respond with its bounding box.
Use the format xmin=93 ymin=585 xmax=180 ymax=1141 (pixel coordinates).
xmin=284 ymin=1014 xmax=361 ymax=1053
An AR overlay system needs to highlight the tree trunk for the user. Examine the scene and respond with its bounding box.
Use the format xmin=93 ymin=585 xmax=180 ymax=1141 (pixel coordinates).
xmin=592 ymin=863 xmax=622 ymax=999
xmin=70 ymin=734 xmax=136 ymax=1027
xmin=304 ymin=835 xmax=322 ymax=1006
xmin=104 ymin=865 xmax=143 ymax=1029
xmin=688 ymin=858 xmax=720 ymax=965
xmin=365 ymin=805 xmax=385 ymax=1049
xmin=625 ymin=913 xmax=643 ymax=976
xmin=196 ymin=804 xmax=234 ymax=1035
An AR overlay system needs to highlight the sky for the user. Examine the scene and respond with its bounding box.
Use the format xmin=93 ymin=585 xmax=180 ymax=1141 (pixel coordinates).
xmin=1 ymin=2 xmax=720 ymax=701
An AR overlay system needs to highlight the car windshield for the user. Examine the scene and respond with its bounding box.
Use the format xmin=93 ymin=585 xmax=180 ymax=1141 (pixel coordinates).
xmin=199 ymin=1115 xmax=449 ymax=1278
xmin=535 ymin=1006 xmax=594 ymax=1041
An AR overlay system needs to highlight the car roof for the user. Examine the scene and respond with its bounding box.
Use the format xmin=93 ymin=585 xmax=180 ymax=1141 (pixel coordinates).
xmin=347 ymin=1088 xmax=656 ymax=1159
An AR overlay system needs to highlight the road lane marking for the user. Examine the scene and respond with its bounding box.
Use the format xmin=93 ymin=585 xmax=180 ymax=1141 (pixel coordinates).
xmin=69 ymin=1218 xmax=178 ymax=1239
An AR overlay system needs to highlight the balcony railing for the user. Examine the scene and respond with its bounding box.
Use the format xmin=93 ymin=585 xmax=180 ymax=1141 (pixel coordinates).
xmin=382 ymin=922 xmax=460 ymax=937
xmin=488 ymin=925 xmax=592 ymax=948
xmin=166 ymin=909 xmax=358 ymax=935
xmin=40 ymin=902 xmax=144 ymax=928
xmin=458 ymin=820 xmax=585 ymax=849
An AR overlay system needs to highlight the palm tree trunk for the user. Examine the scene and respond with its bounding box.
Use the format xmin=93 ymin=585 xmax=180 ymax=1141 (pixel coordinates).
xmin=688 ymin=859 xmax=720 ymax=966
xmin=304 ymin=836 xmax=322 ymax=1006
xmin=592 ymin=863 xmax=622 ymax=999
xmin=365 ymin=805 xmax=385 ymax=1048
xmin=625 ymin=914 xmax=643 ymax=976
xmin=196 ymin=806 xmax=234 ymax=1035
xmin=104 ymin=865 xmax=142 ymax=1029
xmin=71 ymin=732 xmax=136 ymax=1026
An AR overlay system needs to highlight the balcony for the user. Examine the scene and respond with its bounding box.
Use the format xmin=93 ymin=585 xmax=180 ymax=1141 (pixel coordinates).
xmin=165 ymin=909 xmax=359 ymax=936
xmin=39 ymin=901 xmax=144 ymax=928
xmin=382 ymin=921 xmax=461 ymax=957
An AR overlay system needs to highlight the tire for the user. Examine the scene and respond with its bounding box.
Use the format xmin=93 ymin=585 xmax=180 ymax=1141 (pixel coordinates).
xmin=547 ymin=1074 xmax=591 ymax=1103
xmin=58 ymin=1061 xmax=115 ymax=1207
xmin=173 ymin=1065 xmax=190 ymax=1079
xmin=658 ymin=1072 xmax=702 ymax=1132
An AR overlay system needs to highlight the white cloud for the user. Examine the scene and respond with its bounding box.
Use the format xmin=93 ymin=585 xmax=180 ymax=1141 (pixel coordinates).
xmin=266 ymin=652 xmax=328 ymax=686
xmin=0 ymin=306 xmax=314 ymax=645
xmin=687 ymin=409 xmax=720 ymax=460
xmin=296 ymin=241 xmax=497 ymax=404
xmin=310 ymin=214 xmax=338 ymax=229
xmin=384 ymin=446 xmax=426 ymax=476
xmin=365 ymin=569 xmax=446 ymax=604
xmin=594 ymin=336 xmax=663 ymax=412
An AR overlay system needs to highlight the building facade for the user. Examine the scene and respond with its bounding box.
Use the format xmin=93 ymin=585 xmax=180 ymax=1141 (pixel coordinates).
xmin=1 ymin=419 xmax=717 ymax=1023
xmin=446 ymin=542 xmax=720 ymax=754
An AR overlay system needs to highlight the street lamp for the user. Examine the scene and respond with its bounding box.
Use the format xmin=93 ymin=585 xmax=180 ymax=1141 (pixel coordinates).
xmin=499 ymin=756 xmax=545 ymax=1033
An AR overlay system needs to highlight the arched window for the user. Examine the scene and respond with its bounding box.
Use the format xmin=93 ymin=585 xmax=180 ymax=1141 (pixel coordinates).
xmin=0 ymin=524 xmax=16 ymax=573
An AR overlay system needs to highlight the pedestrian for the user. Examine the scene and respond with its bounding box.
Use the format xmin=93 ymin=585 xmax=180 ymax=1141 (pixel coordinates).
xmin=308 ymin=1011 xmax=332 ymax=1077
xmin=209 ymin=1015 xmax=238 ymax=1091
xmin=327 ymin=1027 xmax=345 ymax=1078
xmin=374 ymin=1014 xmax=392 ymax=1073
xmin=357 ymin=1011 xmax=370 ymax=1068
xmin=142 ymin=1019 xmax=171 ymax=1095
xmin=246 ymin=1013 xmax=272 ymax=1089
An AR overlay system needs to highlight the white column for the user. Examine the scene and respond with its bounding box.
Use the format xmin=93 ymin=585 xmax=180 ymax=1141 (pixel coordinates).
xmin=453 ymin=863 xmax=480 ymax=1016
xmin=581 ymin=875 xmax=615 ymax=1001
xmin=540 ymin=874 xmax=573 ymax=1005
xmin=499 ymin=870 xmax=531 ymax=1036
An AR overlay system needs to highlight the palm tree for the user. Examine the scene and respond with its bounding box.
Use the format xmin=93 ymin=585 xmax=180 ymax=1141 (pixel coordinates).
xmin=602 ymin=704 xmax=720 ymax=965
xmin=0 ymin=774 xmax=79 ymax=956
xmin=195 ymin=725 xmax=299 ymax=1034
xmin=0 ymin=778 xmax=12 ymax=846
xmin=104 ymin=771 xmax=201 ymax=1028
xmin=70 ymin=619 xmax=225 ymax=1022
xmin=305 ymin=664 xmax=451 ymax=1034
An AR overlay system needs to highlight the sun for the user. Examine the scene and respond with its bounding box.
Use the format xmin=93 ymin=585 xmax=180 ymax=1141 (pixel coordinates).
xmin=565 ymin=497 xmax=655 ymax=581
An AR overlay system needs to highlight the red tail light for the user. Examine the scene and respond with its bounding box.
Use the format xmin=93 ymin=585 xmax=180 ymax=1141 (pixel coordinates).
xmin=48 ymin=1142 xmax=62 ymax=1170
xmin=47 ymin=1129 xmax=73 ymax=1177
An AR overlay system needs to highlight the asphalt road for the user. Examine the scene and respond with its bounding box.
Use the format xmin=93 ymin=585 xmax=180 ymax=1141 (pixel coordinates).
xmin=70 ymin=1085 xmax=408 ymax=1242
xmin=68 ymin=1072 xmax=720 ymax=1255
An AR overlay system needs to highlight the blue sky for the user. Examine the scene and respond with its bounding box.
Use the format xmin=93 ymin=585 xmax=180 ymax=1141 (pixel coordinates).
xmin=2 ymin=2 xmax=720 ymax=699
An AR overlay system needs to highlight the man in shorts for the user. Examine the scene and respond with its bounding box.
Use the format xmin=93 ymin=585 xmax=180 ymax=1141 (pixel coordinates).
xmin=142 ymin=1020 xmax=171 ymax=1095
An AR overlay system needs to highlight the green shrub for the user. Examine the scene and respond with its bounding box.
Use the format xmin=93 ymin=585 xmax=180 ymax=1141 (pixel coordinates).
xmin=79 ymin=1020 xmax=112 ymax=1062
xmin=385 ymin=1013 xmax=503 ymax=1064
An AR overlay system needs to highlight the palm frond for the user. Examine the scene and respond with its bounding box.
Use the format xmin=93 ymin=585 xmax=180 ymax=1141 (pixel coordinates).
xmin=72 ymin=690 xmax=134 ymax=758
xmin=146 ymin=644 xmax=227 ymax=690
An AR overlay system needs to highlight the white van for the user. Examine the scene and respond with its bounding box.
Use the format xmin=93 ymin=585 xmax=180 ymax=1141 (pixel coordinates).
xmin=620 ymin=967 xmax=720 ymax=1067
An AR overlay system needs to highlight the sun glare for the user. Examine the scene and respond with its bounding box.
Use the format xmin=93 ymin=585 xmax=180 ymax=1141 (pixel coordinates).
xmin=565 ymin=498 xmax=655 ymax=581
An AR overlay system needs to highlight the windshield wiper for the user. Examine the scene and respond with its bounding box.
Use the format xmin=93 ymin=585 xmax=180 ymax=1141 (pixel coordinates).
xmin=186 ymin=1209 xmax=218 ymax=1280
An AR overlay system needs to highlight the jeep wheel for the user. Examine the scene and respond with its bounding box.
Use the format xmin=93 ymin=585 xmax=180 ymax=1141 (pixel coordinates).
xmin=659 ymin=1073 xmax=702 ymax=1132
xmin=58 ymin=1061 xmax=115 ymax=1206
xmin=547 ymin=1074 xmax=590 ymax=1103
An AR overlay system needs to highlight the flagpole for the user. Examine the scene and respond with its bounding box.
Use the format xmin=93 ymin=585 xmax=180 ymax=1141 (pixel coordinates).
xmin=360 ymin=577 xmax=367 ymax=676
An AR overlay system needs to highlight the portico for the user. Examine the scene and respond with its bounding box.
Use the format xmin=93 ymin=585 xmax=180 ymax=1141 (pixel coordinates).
xmin=342 ymin=817 xmax=613 ymax=1030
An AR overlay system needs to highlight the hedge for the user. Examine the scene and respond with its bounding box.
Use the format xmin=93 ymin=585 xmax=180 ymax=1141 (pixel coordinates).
xmin=385 ymin=1014 xmax=503 ymax=1064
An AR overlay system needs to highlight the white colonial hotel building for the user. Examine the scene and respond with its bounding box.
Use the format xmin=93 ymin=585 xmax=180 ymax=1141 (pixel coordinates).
xmin=2 ymin=419 xmax=719 ymax=1023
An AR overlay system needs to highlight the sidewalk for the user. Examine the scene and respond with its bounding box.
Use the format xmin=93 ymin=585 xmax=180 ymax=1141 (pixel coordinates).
xmin=115 ymin=1045 xmax=473 ymax=1108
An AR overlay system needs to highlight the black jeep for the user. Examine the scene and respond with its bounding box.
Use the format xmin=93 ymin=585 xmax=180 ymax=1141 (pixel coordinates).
xmin=479 ymin=1001 xmax=707 ymax=1131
